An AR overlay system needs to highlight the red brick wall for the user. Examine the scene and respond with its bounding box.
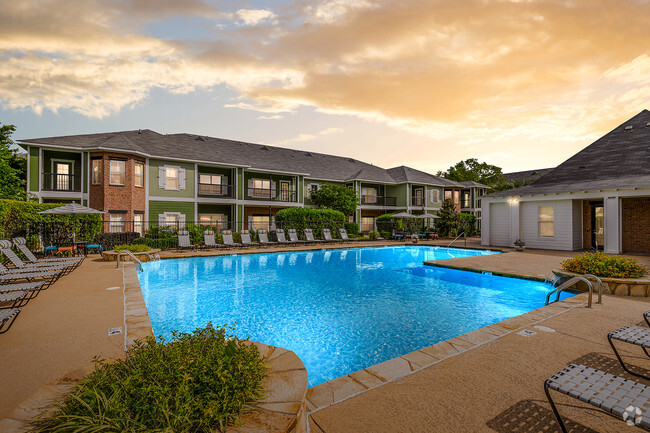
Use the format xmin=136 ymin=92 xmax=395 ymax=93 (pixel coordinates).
xmin=622 ymin=197 xmax=650 ymax=254
xmin=88 ymin=152 xmax=146 ymax=223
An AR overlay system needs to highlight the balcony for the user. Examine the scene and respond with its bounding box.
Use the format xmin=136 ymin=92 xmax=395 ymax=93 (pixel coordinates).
xmin=247 ymin=188 xmax=298 ymax=202
xmin=361 ymin=195 xmax=397 ymax=206
xmin=197 ymin=183 xmax=235 ymax=198
xmin=411 ymin=196 xmax=425 ymax=207
xmin=42 ymin=173 xmax=81 ymax=192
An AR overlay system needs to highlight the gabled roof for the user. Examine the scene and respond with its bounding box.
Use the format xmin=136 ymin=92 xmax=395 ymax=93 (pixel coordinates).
xmin=386 ymin=165 xmax=457 ymax=187
xmin=458 ymin=180 xmax=490 ymax=188
xmin=487 ymin=109 xmax=650 ymax=197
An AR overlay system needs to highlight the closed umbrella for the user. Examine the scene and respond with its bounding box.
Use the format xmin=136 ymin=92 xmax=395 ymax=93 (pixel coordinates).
xmin=39 ymin=202 xmax=104 ymax=243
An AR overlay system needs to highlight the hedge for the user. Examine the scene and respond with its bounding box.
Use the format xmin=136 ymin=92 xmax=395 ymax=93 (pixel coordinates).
xmin=562 ymin=252 xmax=647 ymax=279
xmin=274 ymin=208 xmax=345 ymax=239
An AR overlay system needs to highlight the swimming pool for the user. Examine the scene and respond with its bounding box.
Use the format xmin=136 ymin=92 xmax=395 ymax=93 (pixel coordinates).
xmin=139 ymin=246 xmax=569 ymax=386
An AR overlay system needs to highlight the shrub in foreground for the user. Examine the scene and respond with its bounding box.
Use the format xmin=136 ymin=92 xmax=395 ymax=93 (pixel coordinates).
xmin=561 ymin=251 xmax=647 ymax=279
xmin=30 ymin=324 xmax=268 ymax=433
xmin=112 ymin=244 xmax=150 ymax=253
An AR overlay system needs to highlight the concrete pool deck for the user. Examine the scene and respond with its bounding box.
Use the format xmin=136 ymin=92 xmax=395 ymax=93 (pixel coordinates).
xmin=2 ymin=242 xmax=650 ymax=432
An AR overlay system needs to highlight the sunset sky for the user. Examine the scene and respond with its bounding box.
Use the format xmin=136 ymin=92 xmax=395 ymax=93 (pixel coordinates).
xmin=1 ymin=0 xmax=649 ymax=174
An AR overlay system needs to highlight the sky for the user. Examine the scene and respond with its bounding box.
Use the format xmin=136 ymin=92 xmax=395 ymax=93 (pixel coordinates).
xmin=1 ymin=0 xmax=649 ymax=174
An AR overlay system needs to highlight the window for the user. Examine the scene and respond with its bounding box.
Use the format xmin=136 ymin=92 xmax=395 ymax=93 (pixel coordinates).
xmin=54 ymin=161 xmax=72 ymax=191
xmin=250 ymin=179 xmax=271 ymax=198
xmin=280 ymin=181 xmax=291 ymax=201
xmin=430 ymin=189 xmax=440 ymax=204
xmin=109 ymin=213 xmax=126 ymax=233
xmin=199 ymin=214 xmax=225 ymax=230
xmin=307 ymin=183 xmax=320 ymax=198
xmin=163 ymin=213 xmax=180 ymax=229
xmin=251 ymin=215 xmax=270 ymax=231
xmin=462 ymin=191 xmax=471 ymax=208
xmin=166 ymin=166 xmax=179 ymax=190
xmin=199 ymin=174 xmax=223 ymax=195
xmin=134 ymin=162 xmax=144 ymax=188
xmin=361 ymin=187 xmax=377 ymax=204
xmin=91 ymin=159 xmax=102 ymax=185
xmin=361 ymin=217 xmax=375 ymax=232
xmin=539 ymin=205 xmax=554 ymax=237
xmin=110 ymin=160 xmax=125 ymax=185
xmin=444 ymin=190 xmax=452 ymax=200
xmin=134 ymin=213 xmax=144 ymax=236
xmin=453 ymin=190 xmax=460 ymax=207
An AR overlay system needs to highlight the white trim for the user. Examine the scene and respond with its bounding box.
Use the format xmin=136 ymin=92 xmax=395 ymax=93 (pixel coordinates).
xmin=51 ymin=158 xmax=75 ymax=174
xmin=39 ymin=191 xmax=85 ymax=199
xmin=149 ymin=196 xmax=196 ymax=202
xmin=144 ymin=157 xmax=150 ymax=220
xmin=39 ymin=147 xmax=42 ymax=194
xmin=194 ymin=163 xmax=198 ymax=218
xmin=134 ymin=161 xmax=145 ymax=188
xmin=26 ymin=146 xmax=30 ymax=193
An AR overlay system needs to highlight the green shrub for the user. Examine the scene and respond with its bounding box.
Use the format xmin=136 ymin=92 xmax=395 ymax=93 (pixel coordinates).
xmin=459 ymin=213 xmax=477 ymax=236
xmin=368 ymin=230 xmax=379 ymax=240
xmin=95 ymin=232 xmax=140 ymax=251
xmin=275 ymin=208 xmax=346 ymax=239
xmin=30 ymin=324 xmax=267 ymax=433
xmin=133 ymin=237 xmax=178 ymax=250
xmin=112 ymin=244 xmax=150 ymax=253
xmin=344 ymin=222 xmax=359 ymax=235
xmin=379 ymin=230 xmax=391 ymax=239
xmin=561 ymin=252 xmax=647 ymax=279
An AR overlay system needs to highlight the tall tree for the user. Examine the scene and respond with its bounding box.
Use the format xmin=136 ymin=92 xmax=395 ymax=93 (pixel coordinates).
xmin=309 ymin=183 xmax=359 ymax=216
xmin=0 ymin=123 xmax=26 ymax=200
xmin=437 ymin=158 xmax=504 ymax=187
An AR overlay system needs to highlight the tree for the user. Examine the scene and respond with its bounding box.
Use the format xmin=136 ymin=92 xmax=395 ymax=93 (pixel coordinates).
xmin=437 ymin=158 xmax=504 ymax=187
xmin=489 ymin=178 xmax=534 ymax=193
xmin=435 ymin=198 xmax=460 ymax=237
xmin=309 ymin=183 xmax=359 ymax=216
xmin=0 ymin=123 xmax=26 ymax=201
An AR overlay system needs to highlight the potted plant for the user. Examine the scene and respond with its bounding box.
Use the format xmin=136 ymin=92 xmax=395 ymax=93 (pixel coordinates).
xmin=514 ymin=239 xmax=526 ymax=251
xmin=411 ymin=234 xmax=419 ymax=243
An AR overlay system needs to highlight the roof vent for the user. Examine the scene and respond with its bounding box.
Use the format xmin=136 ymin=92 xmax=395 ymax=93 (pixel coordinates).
xmin=138 ymin=129 xmax=141 ymax=134
xmin=305 ymin=152 xmax=312 ymax=157
xmin=195 ymin=136 xmax=205 ymax=141
xmin=260 ymin=146 xmax=269 ymax=151
xmin=348 ymin=158 xmax=355 ymax=163
xmin=625 ymin=125 xmax=633 ymax=130
xmin=646 ymin=122 xmax=650 ymax=127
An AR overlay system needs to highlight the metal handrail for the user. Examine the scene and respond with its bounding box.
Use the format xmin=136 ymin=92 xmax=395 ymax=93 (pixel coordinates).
xmin=447 ymin=232 xmax=466 ymax=248
xmin=545 ymin=276 xmax=594 ymax=308
xmin=582 ymin=274 xmax=603 ymax=304
xmin=116 ymin=250 xmax=143 ymax=271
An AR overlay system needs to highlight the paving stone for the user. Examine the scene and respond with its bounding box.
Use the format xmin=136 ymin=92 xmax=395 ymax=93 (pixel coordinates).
xmin=455 ymin=329 xmax=498 ymax=346
xmin=308 ymin=417 xmax=326 ymax=433
xmin=446 ymin=337 xmax=475 ymax=352
xmin=348 ymin=369 xmax=386 ymax=388
xmin=401 ymin=350 xmax=439 ymax=369
xmin=256 ymin=402 xmax=303 ymax=415
xmin=420 ymin=341 xmax=461 ymax=359
xmin=482 ymin=324 xmax=511 ymax=337
xmin=263 ymin=369 xmax=309 ymax=404
xmin=366 ymin=356 xmax=412 ymax=382
xmin=267 ymin=351 xmax=307 ymax=372
xmin=0 ymin=417 xmax=28 ymax=433
xmin=307 ymin=376 xmax=367 ymax=409
xmin=230 ymin=407 xmax=296 ymax=433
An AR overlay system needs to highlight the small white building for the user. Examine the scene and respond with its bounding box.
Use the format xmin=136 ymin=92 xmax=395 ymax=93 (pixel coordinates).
xmin=481 ymin=109 xmax=650 ymax=254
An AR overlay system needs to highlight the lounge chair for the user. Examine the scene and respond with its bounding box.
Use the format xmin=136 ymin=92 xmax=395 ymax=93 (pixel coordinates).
xmin=645 ymin=310 xmax=650 ymax=327
xmin=274 ymin=229 xmax=292 ymax=245
xmin=221 ymin=230 xmax=242 ymax=248
xmin=322 ymin=228 xmax=338 ymax=243
xmin=203 ymin=230 xmax=218 ymax=249
xmin=257 ymin=230 xmax=277 ymax=247
xmin=12 ymin=238 xmax=83 ymax=268
xmin=0 ymin=281 xmax=46 ymax=300
xmin=177 ymin=231 xmax=195 ymax=251
xmin=304 ymin=229 xmax=324 ymax=244
xmin=0 ymin=308 xmax=21 ymax=334
xmin=287 ymin=229 xmax=308 ymax=244
xmin=240 ymin=230 xmax=259 ymax=247
xmin=0 ymin=263 xmax=62 ymax=287
xmin=607 ymin=325 xmax=650 ymax=380
xmin=339 ymin=228 xmax=357 ymax=241
xmin=545 ymin=363 xmax=650 ymax=432
xmin=0 ymin=290 xmax=30 ymax=309
xmin=0 ymin=244 xmax=74 ymax=276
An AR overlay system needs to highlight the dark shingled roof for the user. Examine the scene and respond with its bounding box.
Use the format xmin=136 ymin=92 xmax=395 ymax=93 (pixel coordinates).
xmin=19 ymin=130 xmax=395 ymax=183
xmin=386 ymin=165 xmax=457 ymax=186
xmin=503 ymin=168 xmax=554 ymax=183
xmin=488 ymin=109 xmax=650 ymax=197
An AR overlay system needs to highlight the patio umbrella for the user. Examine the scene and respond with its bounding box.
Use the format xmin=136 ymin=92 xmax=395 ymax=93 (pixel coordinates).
xmin=416 ymin=212 xmax=440 ymax=229
xmin=390 ymin=211 xmax=415 ymax=218
xmin=39 ymin=202 xmax=104 ymax=243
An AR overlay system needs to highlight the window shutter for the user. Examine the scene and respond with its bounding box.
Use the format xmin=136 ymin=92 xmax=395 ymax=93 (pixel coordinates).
xmin=248 ymin=216 xmax=253 ymax=230
xmin=178 ymin=168 xmax=186 ymax=190
xmin=271 ymin=181 xmax=276 ymax=198
xmin=179 ymin=213 xmax=186 ymax=228
xmin=158 ymin=166 xmax=166 ymax=189
xmin=223 ymin=176 xmax=229 ymax=195
xmin=158 ymin=213 xmax=165 ymax=226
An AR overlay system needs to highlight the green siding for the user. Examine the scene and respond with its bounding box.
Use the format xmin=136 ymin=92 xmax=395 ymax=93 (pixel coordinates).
xmin=148 ymin=201 xmax=195 ymax=223
xmin=386 ymin=184 xmax=407 ymax=207
xmin=238 ymin=168 xmax=244 ymax=200
xmin=149 ymin=159 xmax=195 ymax=198
xmin=29 ymin=147 xmax=39 ymax=192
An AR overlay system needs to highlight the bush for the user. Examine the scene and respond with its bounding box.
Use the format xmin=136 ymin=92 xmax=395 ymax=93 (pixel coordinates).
xmin=112 ymin=244 xmax=150 ymax=253
xmin=436 ymin=199 xmax=460 ymax=237
xmin=95 ymin=232 xmax=140 ymax=251
xmin=368 ymin=230 xmax=379 ymax=240
xmin=375 ymin=212 xmax=421 ymax=234
xmin=133 ymin=237 xmax=178 ymax=250
xmin=275 ymin=208 xmax=346 ymax=239
xmin=561 ymin=252 xmax=647 ymax=279
xmin=459 ymin=213 xmax=477 ymax=236
xmin=344 ymin=222 xmax=359 ymax=235
xmin=30 ymin=324 xmax=268 ymax=433
xmin=379 ymin=230 xmax=391 ymax=239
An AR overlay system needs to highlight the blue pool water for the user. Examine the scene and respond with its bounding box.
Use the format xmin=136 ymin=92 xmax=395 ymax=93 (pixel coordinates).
xmin=139 ymin=246 xmax=570 ymax=386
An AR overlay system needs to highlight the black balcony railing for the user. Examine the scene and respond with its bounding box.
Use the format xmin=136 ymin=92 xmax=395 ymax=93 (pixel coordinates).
xmin=197 ymin=183 xmax=234 ymax=198
xmin=411 ymin=196 xmax=425 ymax=206
xmin=361 ymin=195 xmax=397 ymax=206
xmin=42 ymin=173 xmax=82 ymax=192
xmin=247 ymin=188 xmax=297 ymax=202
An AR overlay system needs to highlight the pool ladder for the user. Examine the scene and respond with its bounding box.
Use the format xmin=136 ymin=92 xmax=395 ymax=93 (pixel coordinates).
xmin=447 ymin=232 xmax=466 ymax=248
xmin=116 ymin=250 xmax=160 ymax=271
xmin=545 ymin=274 xmax=603 ymax=308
